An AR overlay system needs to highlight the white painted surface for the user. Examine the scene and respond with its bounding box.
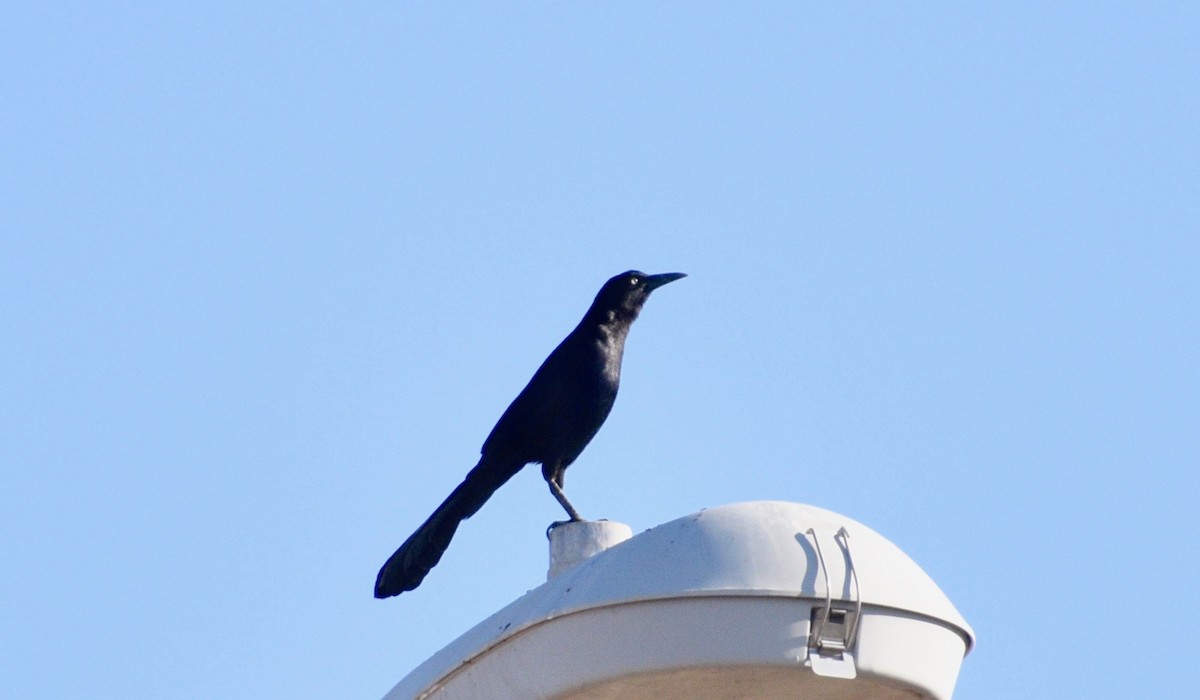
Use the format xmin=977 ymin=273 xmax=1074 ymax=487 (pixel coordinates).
xmin=547 ymin=520 xmax=633 ymax=579
xmin=383 ymin=501 xmax=973 ymax=700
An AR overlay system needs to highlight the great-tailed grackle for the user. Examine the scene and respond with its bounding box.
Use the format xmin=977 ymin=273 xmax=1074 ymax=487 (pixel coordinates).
xmin=374 ymin=270 xmax=685 ymax=598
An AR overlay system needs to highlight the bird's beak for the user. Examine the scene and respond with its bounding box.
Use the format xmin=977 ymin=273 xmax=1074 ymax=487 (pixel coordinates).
xmin=644 ymin=272 xmax=687 ymax=291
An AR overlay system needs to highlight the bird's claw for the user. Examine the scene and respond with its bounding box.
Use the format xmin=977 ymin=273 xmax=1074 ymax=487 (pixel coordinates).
xmin=545 ymin=518 xmax=587 ymax=538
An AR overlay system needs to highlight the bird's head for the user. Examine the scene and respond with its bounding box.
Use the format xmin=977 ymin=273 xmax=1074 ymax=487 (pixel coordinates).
xmin=589 ymin=270 xmax=687 ymax=324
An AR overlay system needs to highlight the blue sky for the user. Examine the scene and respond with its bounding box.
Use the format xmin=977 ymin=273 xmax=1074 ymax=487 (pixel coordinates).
xmin=3 ymin=3 xmax=1196 ymax=698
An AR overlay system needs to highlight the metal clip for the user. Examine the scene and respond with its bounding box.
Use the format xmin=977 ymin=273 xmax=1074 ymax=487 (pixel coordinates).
xmin=834 ymin=526 xmax=862 ymax=649
xmin=804 ymin=527 xmax=862 ymax=661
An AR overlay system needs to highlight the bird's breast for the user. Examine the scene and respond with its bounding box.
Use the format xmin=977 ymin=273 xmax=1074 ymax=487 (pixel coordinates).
xmin=596 ymin=326 xmax=627 ymax=387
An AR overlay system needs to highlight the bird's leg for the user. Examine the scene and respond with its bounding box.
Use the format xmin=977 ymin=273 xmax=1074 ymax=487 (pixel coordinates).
xmin=547 ymin=479 xmax=584 ymax=522
xmin=542 ymin=461 xmax=585 ymax=522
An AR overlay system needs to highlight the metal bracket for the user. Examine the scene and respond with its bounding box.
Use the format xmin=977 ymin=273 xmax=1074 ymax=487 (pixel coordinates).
xmin=803 ymin=527 xmax=862 ymax=679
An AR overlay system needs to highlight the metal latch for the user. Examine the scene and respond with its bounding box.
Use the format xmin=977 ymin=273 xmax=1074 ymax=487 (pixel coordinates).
xmin=810 ymin=604 xmax=859 ymax=655
xmin=804 ymin=527 xmax=862 ymax=679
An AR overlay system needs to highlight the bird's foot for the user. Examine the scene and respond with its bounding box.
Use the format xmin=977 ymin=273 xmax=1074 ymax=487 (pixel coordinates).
xmin=545 ymin=517 xmax=589 ymax=538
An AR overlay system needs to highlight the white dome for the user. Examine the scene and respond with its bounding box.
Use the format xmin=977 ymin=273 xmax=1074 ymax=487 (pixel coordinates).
xmin=385 ymin=501 xmax=973 ymax=700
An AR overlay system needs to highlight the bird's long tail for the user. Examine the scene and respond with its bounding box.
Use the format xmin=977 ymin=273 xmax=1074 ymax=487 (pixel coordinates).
xmin=374 ymin=454 xmax=522 ymax=598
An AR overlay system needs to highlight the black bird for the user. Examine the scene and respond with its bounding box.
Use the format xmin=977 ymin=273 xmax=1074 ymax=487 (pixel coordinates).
xmin=374 ymin=270 xmax=686 ymax=598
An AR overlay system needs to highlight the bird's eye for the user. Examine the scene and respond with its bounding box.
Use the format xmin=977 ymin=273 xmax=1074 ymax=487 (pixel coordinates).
xmin=628 ymin=276 xmax=640 ymax=286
